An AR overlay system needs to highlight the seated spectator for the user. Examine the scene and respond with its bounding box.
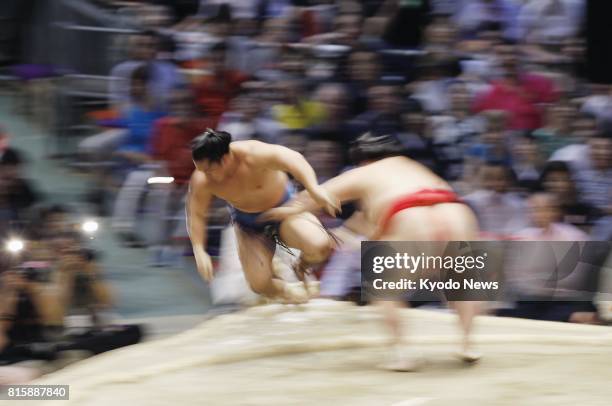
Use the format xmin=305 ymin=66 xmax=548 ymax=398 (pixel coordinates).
xmin=539 ymin=161 xmax=602 ymax=231
xmin=517 ymin=0 xmax=584 ymax=63
xmin=243 ymin=18 xmax=290 ymax=77
xmin=463 ymin=162 xmax=529 ymax=237
xmin=217 ymin=93 xmax=283 ymax=143
xmin=429 ymin=82 xmax=485 ymax=179
xmin=306 ymin=83 xmax=354 ymax=164
xmin=501 ymin=192 xmax=599 ymax=325
xmin=453 ymin=0 xmax=521 ymax=41
xmin=550 ymin=112 xmax=599 ymax=172
xmin=271 ymin=79 xmax=325 ymax=130
xmin=110 ymin=31 xmax=182 ymax=114
xmin=258 ymin=45 xmax=308 ymax=82
xmin=343 ymin=48 xmax=382 ymax=117
xmin=516 ymin=192 xmax=589 ymax=240
xmin=113 ymin=66 xmax=167 ymax=170
xmin=422 ymin=16 xmax=459 ymax=55
xmin=302 ymin=11 xmax=363 ymax=48
xmin=457 ymin=28 xmax=505 ymax=86
xmin=473 ymin=43 xmax=558 ymax=131
xmin=303 ymin=139 xmax=344 ymax=184
xmin=580 ymin=84 xmax=612 ymax=126
xmin=411 ymin=54 xmax=457 ymax=114
xmin=511 ymin=134 xmax=542 ymax=192
xmin=465 ymin=110 xmax=513 ymax=167
xmin=532 ymin=102 xmax=577 ymax=158
xmin=574 ymin=133 xmax=612 ymax=214
xmin=109 ymin=33 xmax=157 ymax=114
xmin=193 ymin=42 xmax=249 ymax=127
xmin=150 ymin=89 xmax=211 ymax=184
xmin=396 ymin=98 xmax=441 ymax=175
xmin=349 ymin=83 xmax=403 ymax=138
xmin=112 ymin=89 xmax=206 ymax=245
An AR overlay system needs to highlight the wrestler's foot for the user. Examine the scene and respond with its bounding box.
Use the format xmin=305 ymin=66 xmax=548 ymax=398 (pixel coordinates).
xmin=292 ymin=256 xmax=313 ymax=282
xmin=456 ymin=349 xmax=482 ymax=364
xmin=380 ymin=357 xmax=424 ymax=372
xmin=305 ymin=281 xmax=320 ymax=299
xmin=379 ymin=346 xmax=423 ymax=372
xmin=282 ymin=283 xmax=309 ymax=305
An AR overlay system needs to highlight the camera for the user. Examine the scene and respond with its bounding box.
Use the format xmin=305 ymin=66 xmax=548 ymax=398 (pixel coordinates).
xmin=18 ymin=261 xmax=52 ymax=283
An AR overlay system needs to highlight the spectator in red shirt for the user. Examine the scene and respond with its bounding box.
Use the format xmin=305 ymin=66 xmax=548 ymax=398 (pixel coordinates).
xmin=112 ymin=89 xmax=210 ymax=246
xmin=473 ymin=43 xmax=558 ymax=130
xmin=193 ymin=42 xmax=249 ymax=127
xmin=151 ymin=90 xmax=211 ymax=185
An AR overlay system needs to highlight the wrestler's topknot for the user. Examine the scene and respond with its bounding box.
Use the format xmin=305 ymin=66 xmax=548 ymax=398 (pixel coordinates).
xmin=349 ymin=132 xmax=404 ymax=164
xmin=191 ymin=129 xmax=232 ymax=162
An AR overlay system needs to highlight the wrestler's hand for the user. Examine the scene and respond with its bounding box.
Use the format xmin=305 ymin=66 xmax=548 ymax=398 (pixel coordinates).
xmin=194 ymin=250 xmax=214 ymax=282
xmin=308 ymin=186 xmax=341 ymax=217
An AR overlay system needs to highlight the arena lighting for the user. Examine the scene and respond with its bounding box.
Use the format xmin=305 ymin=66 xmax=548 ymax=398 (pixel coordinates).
xmin=147 ymin=176 xmax=175 ymax=184
xmin=5 ymin=238 xmax=24 ymax=254
xmin=81 ymin=220 xmax=99 ymax=234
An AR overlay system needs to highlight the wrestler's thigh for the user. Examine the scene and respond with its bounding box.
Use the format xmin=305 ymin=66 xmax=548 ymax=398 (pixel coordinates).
xmin=278 ymin=211 xmax=331 ymax=252
xmin=431 ymin=203 xmax=479 ymax=240
xmin=234 ymin=226 xmax=275 ymax=288
xmin=382 ymin=206 xmax=439 ymax=241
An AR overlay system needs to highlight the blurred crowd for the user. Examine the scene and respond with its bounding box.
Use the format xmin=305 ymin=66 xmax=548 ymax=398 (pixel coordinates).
xmin=1 ymin=0 xmax=612 ymax=383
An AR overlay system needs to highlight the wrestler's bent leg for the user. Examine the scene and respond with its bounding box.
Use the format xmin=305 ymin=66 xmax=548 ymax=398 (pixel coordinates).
xmin=279 ymin=212 xmax=334 ymax=273
xmin=235 ymin=226 xmax=307 ymax=303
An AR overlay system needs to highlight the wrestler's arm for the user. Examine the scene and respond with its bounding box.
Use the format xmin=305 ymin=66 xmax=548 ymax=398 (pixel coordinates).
xmin=294 ymin=167 xmax=365 ymax=210
xmin=248 ymin=141 xmax=340 ymax=215
xmin=261 ymin=167 xmax=365 ymax=222
xmin=186 ymin=171 xmax=215 ymax=281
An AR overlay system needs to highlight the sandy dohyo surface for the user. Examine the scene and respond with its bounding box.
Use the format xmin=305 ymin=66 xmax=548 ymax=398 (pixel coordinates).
xmin=13 ymin=300 xmax=612 ymax=406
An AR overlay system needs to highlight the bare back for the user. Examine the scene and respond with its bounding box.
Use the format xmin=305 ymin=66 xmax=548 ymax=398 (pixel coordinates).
xmin=326 ymin=156 xmax=478 ymax=240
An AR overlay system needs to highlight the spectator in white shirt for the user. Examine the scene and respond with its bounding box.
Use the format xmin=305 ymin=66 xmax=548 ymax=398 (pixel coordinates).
xmin=516 ymin=192 xmax=589 ymax=241
xmin=463 ymin=162 xmax=529 ymax=237
xmin=549 ymin=112 xmax=598 ymax=173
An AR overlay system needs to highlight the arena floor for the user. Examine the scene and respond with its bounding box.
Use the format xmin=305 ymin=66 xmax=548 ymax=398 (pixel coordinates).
xmin=20 ymin=300 xmax=612 ymax=406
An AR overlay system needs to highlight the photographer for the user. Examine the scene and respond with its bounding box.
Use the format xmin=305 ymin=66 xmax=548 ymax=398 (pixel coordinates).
xmin=50 ymin=231 xmax=143 ymax=357
xmin=0 ymin=263 xmax=58 ymax=384
xmin=52 ymin=232 xmax=114 ymax=324
xmin=0 ymin=270 xmax=46 ymax=356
